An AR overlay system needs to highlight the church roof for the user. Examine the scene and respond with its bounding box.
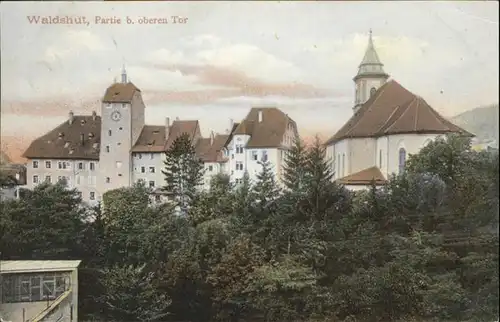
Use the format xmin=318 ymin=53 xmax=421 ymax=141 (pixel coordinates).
xmin=338 ymin=166 xmax=386 ymax=186
xmin=325 ymin=80 xmax=473 ymax=145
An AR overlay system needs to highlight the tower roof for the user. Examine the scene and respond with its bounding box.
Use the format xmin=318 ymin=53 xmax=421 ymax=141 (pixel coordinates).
xmin=354 ymin=30 xmax=389 ymax=81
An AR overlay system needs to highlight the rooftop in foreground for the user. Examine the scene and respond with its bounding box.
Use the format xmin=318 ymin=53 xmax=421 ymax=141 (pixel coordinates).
xmin=0 ymin=260 xmax=82 ymax=274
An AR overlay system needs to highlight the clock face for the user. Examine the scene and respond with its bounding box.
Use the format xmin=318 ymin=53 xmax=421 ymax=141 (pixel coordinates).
xmin=111 ymin=111 xmax=121 ymax=122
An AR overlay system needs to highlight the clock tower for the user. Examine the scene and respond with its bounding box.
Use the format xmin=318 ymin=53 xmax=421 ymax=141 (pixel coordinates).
xmin=97 ymin=66 xmax=146 ymax=198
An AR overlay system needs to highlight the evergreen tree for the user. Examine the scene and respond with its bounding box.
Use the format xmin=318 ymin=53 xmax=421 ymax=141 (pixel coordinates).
xmin=253 ymin=160 xmax=281 ymax=208
xmin=162 ymin=133 xmax=204 ymax=213
xmin=282 ymin=137 xmax=308 ymax=192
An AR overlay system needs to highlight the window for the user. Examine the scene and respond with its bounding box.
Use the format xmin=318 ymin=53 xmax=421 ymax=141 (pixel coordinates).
xmin=33 ymin=161 xmax=39 ymax=169
xmin=236 ymin=145 xmax=244 ymax=154
xmin=78 ymin=162 xmax=84 ymax=170
xmin=116 ymin=161 xmax=122 ymax=169
xmin=105 ymin=146 xmax=110 ymax=153
xmin=33 ymin=175 xmax=39 ymax=184
xmin=261 ymin=151 xmax=268 ymax=162
xmin=236 ymin=161 xmax=243 ymax=171
xmin=57 ymin=161 xmax=68 ymax=170
xmin=342 ymin=153 xmax=345 ymax=176
xmin=150 ymin=153 xmax=154 ymax=160
xmin=379 ymin=149 xmax=383 ymax=167
xmin=231 ymin=154 xmax=234 ymax=159
xmin=45 ymin=161 xmax=51 ymax=169
xmin=370 ymin=87 xmax=377 ymax=97
xmin=122 ymin=103 xmax=127 ymax=109
xmin=235 ymin=178 xmax=243 ymax=184
xmin=149 ymin=181 xmax=155 ymax=188
xmin=45 ymin=176 xmax=52 ymax=183
xmin=108 ymin=130 xmax=112 ymax=136
xmin=140 ymin=166 xmax=146 ymax=173
xmin=105 ymin=177 xmax=110 ymax=183
xmin=89 ymin=162 xmax=95 ymax=171
xmin=252 ymin=151 xmax=258 ymax=161
xmin=337 ymin=154 xmax=340 ymax=176
xmin=208 ymin=165 xmax=213 ymax=172
xmin=155 ymin=195 xmax=161 ymax=203
xmin=1 ymin=273 xmax=67 ymax=303
xmin=398 ymin=148 xmax=407 ymax=174
xmin=149 ymin=166 xmax=155 ymax=173
xmin=57 ymin=176 xmax=67 ymax=184
xmin=89 ymin=192 xmax=95 ymax=200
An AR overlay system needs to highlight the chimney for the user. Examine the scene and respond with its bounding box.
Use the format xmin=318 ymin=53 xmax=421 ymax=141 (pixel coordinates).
xmin=165 ymin=117 xmax=170 ymax=141
xmin=80 ymin=133 xmax=85 ymax=146
xmin=258 ymin=110 xmax=263 ymax=123
xmin=210 ymin=131 xmax=215 ymax=146
xmin=68 ymin=111 xmax=74 ymax=124
xmin=92 ymin=111 xmax=97 ymax=121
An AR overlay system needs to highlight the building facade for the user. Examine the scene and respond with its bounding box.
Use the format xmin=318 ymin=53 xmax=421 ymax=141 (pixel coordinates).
xmin=325 ymin=30 xmax=472 ymax=190
xmin=22 ymin=69 xmax=297 ymax=202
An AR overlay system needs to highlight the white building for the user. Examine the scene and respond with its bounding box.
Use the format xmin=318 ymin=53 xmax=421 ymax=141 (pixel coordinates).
xmin=22 ymin=68 xmax=296 ymax=202
xmin=225 ymin=107 xmax=298 ymax=185
xmin=0 ymin=260 xmax=81 ymax=322
xmin=324 ymin=30 xmax=472 ymax=190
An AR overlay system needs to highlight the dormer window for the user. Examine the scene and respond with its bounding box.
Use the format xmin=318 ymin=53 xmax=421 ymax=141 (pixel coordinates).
xmin=80 ymin=119 xmax=86 ymax=125
xmin=89 ymin=132 xmax=94 ymax=138
xmin=64 ymin=142 xmax=70 ymax=148
xmin=58 ymin=132 xmax=64 ymax=138
xmin=370 ymin=87 xmax=377 ymax=97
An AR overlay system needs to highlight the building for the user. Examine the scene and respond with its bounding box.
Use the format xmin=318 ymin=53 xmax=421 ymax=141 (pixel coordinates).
xmin=225 ymin=107 xmax=298 ymax=185
xmin=22 ymin=113 xmax=101 ymax=204
xmin=0 ymin=260 xmax=81 ymax=322
xmin=0 ymin=163 xmax=27 ymax=201
xmin=324 ymin=30 xmax=472 ymax=191
xmin=22 ymin=68 xmax=296 ymax=202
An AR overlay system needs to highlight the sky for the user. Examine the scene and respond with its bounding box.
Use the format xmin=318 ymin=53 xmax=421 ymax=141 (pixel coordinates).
xmin=0 ymin=1 xmax=499 ymax=162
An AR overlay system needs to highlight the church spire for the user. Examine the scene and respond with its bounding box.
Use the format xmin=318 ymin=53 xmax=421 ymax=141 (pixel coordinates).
xmin=352 ymin=30 xmax=390 ymax=113
xmin=355 ymin=29 xmax=387 ymax=78
xmin=121 ymin=64 xmax=127 ymax=83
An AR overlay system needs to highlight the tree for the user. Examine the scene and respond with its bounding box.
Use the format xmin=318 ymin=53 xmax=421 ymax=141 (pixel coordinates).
xmin=162 ymin=133 xmax=204 ymax=213
xmin=96 ymin=264 xmax=171 ymax=321
xmin=282 ymin=137 xmax=308 ymax=192
xmin=253 ymin=160 xmax=281 ymax=208
xmin=0 ymin=181 xmax=86 ymax=260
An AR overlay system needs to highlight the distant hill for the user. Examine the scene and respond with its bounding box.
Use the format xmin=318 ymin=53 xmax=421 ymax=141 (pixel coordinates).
xmin=450 ymin=104 xmax=499 ymax=142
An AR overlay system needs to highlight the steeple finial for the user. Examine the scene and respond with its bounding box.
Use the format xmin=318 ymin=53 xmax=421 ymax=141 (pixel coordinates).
xmin=121 ymin=64 xmax=127 ymax=83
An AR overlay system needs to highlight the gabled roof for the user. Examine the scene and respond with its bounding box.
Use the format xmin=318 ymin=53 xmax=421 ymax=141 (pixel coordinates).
xmin=102 ymin=82 xmax=141 ymax=103
xmin=164 ymin=120 xmax=200 ymax=150
xmin=23 ymin=115 xmax=101 ymax=160
xmin=131 ymin=125 xmax=166 ymax=153
xmin=195 ymin=134 xmax=229 ymax=163
xmin=338 ymin=166 xmax=386 ymax=186
xmin=325 ymin=80 xmax=473 ymax=145
xmin=233 ymin=107 xmax=295 ymax=148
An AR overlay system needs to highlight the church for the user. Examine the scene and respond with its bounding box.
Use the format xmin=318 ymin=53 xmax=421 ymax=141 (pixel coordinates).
xmin=324 ymin=31 xmax=472 ymax=191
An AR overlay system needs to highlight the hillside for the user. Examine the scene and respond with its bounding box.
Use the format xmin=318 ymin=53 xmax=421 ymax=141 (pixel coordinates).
xmin=451 ymin=104 xmax=499 ymax=142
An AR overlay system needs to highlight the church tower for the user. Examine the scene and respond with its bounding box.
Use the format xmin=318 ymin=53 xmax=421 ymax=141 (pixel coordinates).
xmin=97 ymin=66 xmax=146 ymax=197
xmin=353 ymin=30 xmax=389 ymax=113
